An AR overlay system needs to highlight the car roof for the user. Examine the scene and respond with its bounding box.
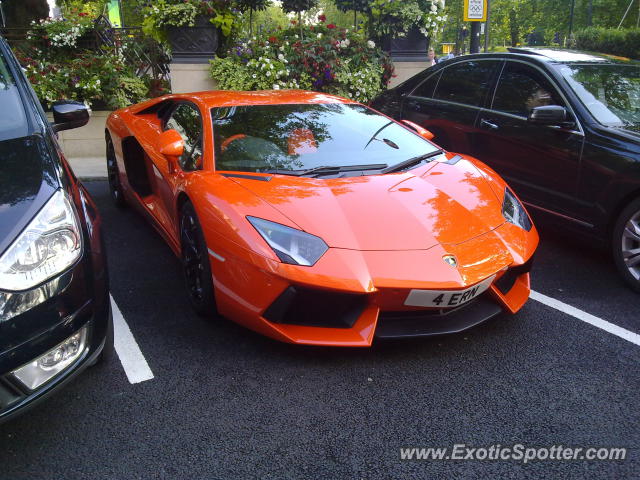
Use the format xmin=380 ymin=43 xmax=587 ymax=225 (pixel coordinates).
xmin=445 ymin=48 xmax=638 ymax=66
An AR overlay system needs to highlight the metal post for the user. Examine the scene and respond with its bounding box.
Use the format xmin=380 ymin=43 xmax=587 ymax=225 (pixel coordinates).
xmin=484 ymin=0 xmax=491 ymax=52
xmin=470 ymin=21 xmax=481 ymax=53
xmin=568 ymin=0 xmax=576 ymax=37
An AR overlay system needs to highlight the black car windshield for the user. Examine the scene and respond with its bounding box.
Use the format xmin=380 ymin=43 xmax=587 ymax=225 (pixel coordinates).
xmin=0 ymin=49 xmax=28 ymax=141
xmin=558 ymin=63 xmax=640 ymax=130
xmin=211 ymin=103 xmax=439 ymax=174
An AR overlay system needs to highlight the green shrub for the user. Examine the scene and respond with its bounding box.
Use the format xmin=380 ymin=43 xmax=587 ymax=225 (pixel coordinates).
xmin=209 ymin=21 xmax=394 ymax=103
xmin=574 ymin=27 xmax=640 ymax=59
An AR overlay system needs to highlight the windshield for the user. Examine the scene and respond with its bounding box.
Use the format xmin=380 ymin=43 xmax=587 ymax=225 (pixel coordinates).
xmin=212 ymin=103 xmax=439 ymax=174
xmin=558 ymin=63 xmax=640 ymax=130
xmin=0 ymin=48 xmax=28 ymax=141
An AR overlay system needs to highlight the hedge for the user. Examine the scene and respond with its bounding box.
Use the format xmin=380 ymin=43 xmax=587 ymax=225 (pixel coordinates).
xmin=573 ymin=27 xmax=640 ymax=59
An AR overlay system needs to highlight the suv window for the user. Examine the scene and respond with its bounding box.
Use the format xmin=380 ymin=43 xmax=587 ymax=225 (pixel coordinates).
xmin=0 ymin=49 xmax=28 ymax=141
xmin=433 ymin=60 xmax=499 ymax=106
xmin=412 ymin=70 xmax=442 ymax=98
xmin=492 ymin=62 xmax=565 ymax=117
xmin=165 ymin=103 xmax=203 ymax=171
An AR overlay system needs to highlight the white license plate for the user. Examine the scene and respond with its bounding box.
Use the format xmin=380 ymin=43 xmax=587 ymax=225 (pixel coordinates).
xmin=404 ymin=275 xmax=496 ymax=308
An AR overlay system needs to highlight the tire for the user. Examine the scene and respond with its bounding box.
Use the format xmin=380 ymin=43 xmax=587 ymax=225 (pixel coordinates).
xmin=106 ymin=135 xmax=126 ymax=208
xmin=88 ymin=303 xmax=114 ymax=367
xmin=180 ymin=202 xmax=218 ymax=317
xmin=612 ymin=197 xmax=640 ymax=292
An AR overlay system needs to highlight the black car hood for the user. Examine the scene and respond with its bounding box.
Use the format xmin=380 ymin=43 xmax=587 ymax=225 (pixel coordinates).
xmin=0 ymin=135 xmax=59 ymax=256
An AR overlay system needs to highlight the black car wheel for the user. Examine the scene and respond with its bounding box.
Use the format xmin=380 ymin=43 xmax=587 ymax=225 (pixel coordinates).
xmin=612 ymin=197 xmax=640 ymax=292
xmin=106 ymin=135 xmax=126 ymax=208
xmin=180 ymin=202 xmax=218 ymax=317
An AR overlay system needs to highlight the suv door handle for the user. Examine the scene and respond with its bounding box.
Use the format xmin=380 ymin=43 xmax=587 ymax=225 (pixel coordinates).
xmin=480 ymin=119 xmax=499 ymax=130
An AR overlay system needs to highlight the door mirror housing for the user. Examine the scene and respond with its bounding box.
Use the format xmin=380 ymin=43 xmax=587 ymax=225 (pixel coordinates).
xmin=401 ymin=119 xmax=435 ymax=141
xmin=528 ymin=105 xmax=567 ymax=126
xmin=158 ymin=129 xmax=185 ymax=157
xmin=51 ymin=100 xmax=90 ymax=132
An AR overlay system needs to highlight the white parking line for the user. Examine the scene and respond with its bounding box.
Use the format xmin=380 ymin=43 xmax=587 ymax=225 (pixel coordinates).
xmin=530 ymin=290 xmax=640 ymax=347
xmin=110 ymin=295 xmax=155 ymax=384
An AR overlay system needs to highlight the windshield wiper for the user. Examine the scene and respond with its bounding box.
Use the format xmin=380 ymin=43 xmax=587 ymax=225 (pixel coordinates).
xmin=263 ymin=164 xmax=388 ymax=177
xmin=381 ymin=150 xmax=444 ymax=174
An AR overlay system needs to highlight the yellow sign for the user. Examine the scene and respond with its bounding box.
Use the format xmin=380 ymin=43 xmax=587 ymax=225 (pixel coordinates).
xmin=464 ymin=0 xmax=487 ymax=22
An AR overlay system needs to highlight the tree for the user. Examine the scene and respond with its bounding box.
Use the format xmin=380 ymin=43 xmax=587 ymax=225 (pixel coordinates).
xmin=281 ymin=0 xmax=319 ymax=36
xmin=235 ymin=0 xmax=269 ymax=36
xmin=333 ymin=0 xmax=369 ymax=27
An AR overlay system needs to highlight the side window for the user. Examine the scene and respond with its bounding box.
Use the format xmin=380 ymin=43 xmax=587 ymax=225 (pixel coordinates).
xmin=165 ymin=103 xmax=203 ymax=171
xmin=411 ymin=70 xmax=442 ymax=99
xmin=492 ymin=62 xmax=565 ymax=117
xmin=433 ymin=61 xmax=499 ymax=106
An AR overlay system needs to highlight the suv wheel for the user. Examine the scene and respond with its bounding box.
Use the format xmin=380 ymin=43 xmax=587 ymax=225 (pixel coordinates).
xmin=612 ymin=197 xmax=640 ymax=292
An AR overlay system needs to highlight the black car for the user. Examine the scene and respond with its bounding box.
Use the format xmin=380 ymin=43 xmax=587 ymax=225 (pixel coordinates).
xmin=372 ymin=48 xmax=640 ymax=291
xmin=0 ymin=36 xmax=112 ymax=422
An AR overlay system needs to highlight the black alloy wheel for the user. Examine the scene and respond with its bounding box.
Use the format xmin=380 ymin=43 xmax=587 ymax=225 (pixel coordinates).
xmin=612 ymin=197 xmax=640 ymax=292
xmin=180 ymin=202 xmax=218 ymax=316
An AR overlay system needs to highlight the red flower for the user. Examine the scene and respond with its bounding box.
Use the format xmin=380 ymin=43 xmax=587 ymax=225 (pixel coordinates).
xmin=327 ymin=23 xmax=336 ymax=29
xmin=291 ymin=19 xmax=297 ymax=25
xmin=78 ymin=12 xmax=88 ymax=17
xmin=318 ymin=14 xmax=326 ymax=22
xmin=268 ymin=36 xmax=277 ymax=43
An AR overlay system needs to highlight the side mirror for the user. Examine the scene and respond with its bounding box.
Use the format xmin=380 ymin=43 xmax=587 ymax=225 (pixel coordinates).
xmin=158 ymin=129 xmax=184 ymax=157
xmin=51 ymin=100 xmax=90 ymax=132
xmin=401 ymin=119 xmax=435 ymax=141
xmin=528 ymin=105 xmax=567 ymax=126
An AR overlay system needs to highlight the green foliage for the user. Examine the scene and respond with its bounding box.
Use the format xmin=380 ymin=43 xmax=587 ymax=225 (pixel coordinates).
xmin=366 ymin=0 xmax=447 ymax=41
xmin=234 ymin=0 xmax=270 ymax=13
xmin=18 ymin=7 xmax=162 ymax=109
xmin=281 ymin=0 xmax=319 ymax=14
xmin=333 ymin=0 xmax=370 ymax=13
xmin=574 ymin=27 xmax=640 ymax=59
xmin=141 ymin=0 xmax=238 ymax=40
xmin=209 ymin=23 xmax=393 ymax=102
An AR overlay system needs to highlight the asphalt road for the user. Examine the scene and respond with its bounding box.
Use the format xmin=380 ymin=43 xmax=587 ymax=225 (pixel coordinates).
xmin=0 ymin=180 xmax=638 ymax=479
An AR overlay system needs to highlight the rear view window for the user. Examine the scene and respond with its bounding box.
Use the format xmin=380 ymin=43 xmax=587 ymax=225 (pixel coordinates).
xmin=0 ymin=49 xmax=28 ymax=141
xmin=433 ymin=61 xmax=499 ymax=107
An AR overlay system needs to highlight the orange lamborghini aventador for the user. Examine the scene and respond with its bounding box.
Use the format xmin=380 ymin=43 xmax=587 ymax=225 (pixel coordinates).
xmin=105 ymin=90 xmax=538 ymax=346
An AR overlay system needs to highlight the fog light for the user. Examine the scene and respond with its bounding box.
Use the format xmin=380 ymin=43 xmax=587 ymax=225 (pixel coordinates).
xmin=12 ymin=326 xmax=87 ymax=391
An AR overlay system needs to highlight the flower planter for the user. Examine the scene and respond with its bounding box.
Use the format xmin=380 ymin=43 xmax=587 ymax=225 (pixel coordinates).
xmin=167 ymin=16 xmax=220 ymax=63
xmin=383 ymin=26 xmax=430 ymax=62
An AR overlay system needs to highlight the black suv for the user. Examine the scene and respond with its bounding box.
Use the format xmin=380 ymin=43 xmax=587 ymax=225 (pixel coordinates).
xmin=372 ymin=48 xmax=640 ymax=292
xmin=0 ymin=36 xmax=112 ymax=422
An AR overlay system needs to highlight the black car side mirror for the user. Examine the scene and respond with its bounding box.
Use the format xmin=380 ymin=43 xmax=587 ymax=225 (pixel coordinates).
xmin=528 ymin=105 xmax=568 ymax=126
xmin=51 ymin=100 xmax=90 ymax=132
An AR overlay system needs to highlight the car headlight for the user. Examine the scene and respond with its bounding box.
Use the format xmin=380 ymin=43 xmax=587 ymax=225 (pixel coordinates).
xmin=502 ymin=188 xmax=532 ymax=231
xmin=0 ymin=190 xmax=82 ymax=292
xmin=247 ymin=216 xmax=328 ymax=266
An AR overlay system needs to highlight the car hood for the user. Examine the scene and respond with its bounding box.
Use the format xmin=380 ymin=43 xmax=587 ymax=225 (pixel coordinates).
xmin=229 ymin=158 xmax=506 ymax=251
xmin=0 ymin=135 xmax=59 ymax=256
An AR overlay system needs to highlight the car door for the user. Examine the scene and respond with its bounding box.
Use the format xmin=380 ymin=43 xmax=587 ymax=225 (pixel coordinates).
xmin=401 ymin=59 xmax=502 ymax=154
xmin=475 ymin=60 xmax=585 ymax=217
xmin=149 ymin=102 xmax=204 ymax=238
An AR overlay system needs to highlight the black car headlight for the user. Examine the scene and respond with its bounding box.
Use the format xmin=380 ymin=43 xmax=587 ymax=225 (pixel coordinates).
xmin=502 ymin=188 xmax=532 ymax=231
xmin=0 ymin=190 xmax=82 ymax=321
xmin=247 ymin=216 xmax=328 ymax=266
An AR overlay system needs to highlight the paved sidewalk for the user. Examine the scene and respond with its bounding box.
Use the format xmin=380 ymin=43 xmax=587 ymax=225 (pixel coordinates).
xmin=67 ymin=156 xmax=107 ymax=179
